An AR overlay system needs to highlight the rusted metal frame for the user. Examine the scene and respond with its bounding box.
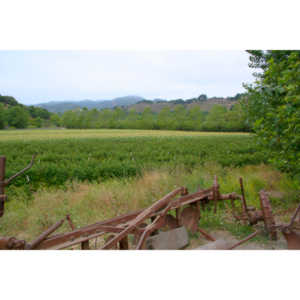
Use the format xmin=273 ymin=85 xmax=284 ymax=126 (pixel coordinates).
xmin=287 ymin=204 xmax=300 ymax=229
xmin=171 ymin=187 xmax=213 ymax=209
xmin=36 ymin=222 xmax=141 ymax=249
xmin=176 ymin=208 xmax=181 ymax=226
xmin=136 ymin=202 xmax=172 ymax=250
xmin=239 ymin=177 xmax=251 ymax=223
xmin=0 ymin=155 xmax=36 ymax=217
xmin=259 ymin=191 xmax=277 ymax=240
xmin=102 ymin=187 xmax=185 ymax=249
xmin=0 ymin=236 xmax=28 ymax=250
xmin=40 ymin=202 xmax=183 ymax=249
xmin=0 ymin=156 xmax=6 ymax=217
xmin=51 ymin=231 xmax=106 ymax=250
xmin=66 ymin=214 xmax=76 ymax=230
xmin=213 ymin=175 xmax=220 ymax=214
xmin=197 ymin=228 xmax=216 ymax=242
xmin=135 ymin=217 xmax=163 ymax=250
xmin=4 ymin=154 xmax=36 ymax=186
xmin=27 ymin=218 xmax=65 ymax=249
xmin=36 ymin=210 xmax=147 ymax=249
xmin=227 ymin=231 xmax=259 ymax=250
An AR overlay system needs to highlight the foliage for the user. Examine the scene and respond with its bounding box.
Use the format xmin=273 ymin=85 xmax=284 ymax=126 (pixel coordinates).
xmin=59 ymin=102 xmax=248 ymax=132
xmin=0 ymin=132 xmax=266 ymax=200
xmin=0 ymin=94 xmax=56 ymax=129
xmin=244 ymin=50 xmax=300 ymax=175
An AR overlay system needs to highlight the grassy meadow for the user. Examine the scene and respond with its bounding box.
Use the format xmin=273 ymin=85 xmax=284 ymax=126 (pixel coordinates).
xmin=0 ymin=129 xmax=298 ymax=240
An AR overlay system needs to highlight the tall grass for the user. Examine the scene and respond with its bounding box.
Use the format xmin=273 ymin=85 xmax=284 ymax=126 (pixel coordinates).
xmin=1 ymin=163 xmax=297 ymax=241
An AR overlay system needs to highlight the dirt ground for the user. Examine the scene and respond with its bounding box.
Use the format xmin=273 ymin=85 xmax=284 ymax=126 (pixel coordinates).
xmin=188 ymin=230 xmax=287 ymax=250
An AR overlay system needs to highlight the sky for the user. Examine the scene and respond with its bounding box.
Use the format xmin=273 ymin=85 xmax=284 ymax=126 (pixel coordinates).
xmin=0 ymin=50 xmax=254 ymax=105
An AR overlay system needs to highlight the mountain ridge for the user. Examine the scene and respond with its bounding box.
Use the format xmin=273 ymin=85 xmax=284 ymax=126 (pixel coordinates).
xmin=35 ymin=95 xmax=145 ymax=113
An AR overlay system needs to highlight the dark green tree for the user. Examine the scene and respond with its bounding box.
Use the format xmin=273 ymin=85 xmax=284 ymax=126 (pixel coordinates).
xmin=6 ymin=106 xmax=29 ymax=128
xmin=244 ymin=50 xmax=300 ymax=174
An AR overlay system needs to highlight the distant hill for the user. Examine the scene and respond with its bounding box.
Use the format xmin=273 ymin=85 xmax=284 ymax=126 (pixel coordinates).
xmin=35 ymin=93 xmax=245 ymax=114
xmin=127 ymin=97 xmax=239 ymax=113
xmin=35 ymin=96 xmax=145 ymax=113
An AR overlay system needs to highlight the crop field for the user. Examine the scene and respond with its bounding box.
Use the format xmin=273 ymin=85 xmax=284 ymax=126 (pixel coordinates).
xmin=0 ymin=129 xmax=263 ymax=196
xmin=1 ymin=129 xmax=299 ymax=239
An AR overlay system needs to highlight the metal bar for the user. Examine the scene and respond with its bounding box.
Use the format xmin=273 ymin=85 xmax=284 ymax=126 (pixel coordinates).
xmin=28 ymin=218 xmax=65 ymax=249
xmin=227 ymin=231 xmax=259 ymax=250
xmin=66 ymin=214 xmax=76 ymax=230
xmin=4 ymin=154 xmax=36 ymax=186
xmin=0 ymin=156 xmax=6 ymax=217
xmin=176 ymin=208 xmax=181 ymax=226
xmin=50 ymin=232 xmax=106 ymax=250
xmin=239 ymin=177 xmax=251 ymax=222
xmin=198 ymin=228 xmax=216 ymax=242
xmin=102 ymin=187 xmax=185 ymax=249
xmin=171 ymin=188 xmax=213 ymax=209
xmin=287 ymin=204 xmax=300 ymax=228
xmin=136 ymin=202 xmax=172 ymax=250
xmin=213 ymin=175 xmax=219 ymax=214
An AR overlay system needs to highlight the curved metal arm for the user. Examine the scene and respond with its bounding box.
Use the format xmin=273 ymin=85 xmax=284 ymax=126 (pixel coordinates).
xmin=4 ymin=154 xmax=37 ymax=186
xmin=287 ymin=203 xmax=300 ymax=228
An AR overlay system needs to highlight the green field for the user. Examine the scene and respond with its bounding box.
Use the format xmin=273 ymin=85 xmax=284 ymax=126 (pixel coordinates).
xmin=0 ymin=129 xmax=263 ymax=197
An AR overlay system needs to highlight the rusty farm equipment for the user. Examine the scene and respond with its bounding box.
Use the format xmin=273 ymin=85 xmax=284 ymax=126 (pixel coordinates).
xmin=0 ymin=154 xmax=299 ymax=250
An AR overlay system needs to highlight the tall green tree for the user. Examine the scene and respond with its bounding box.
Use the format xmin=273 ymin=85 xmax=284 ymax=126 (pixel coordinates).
xmin=244 ymin=50 xmax=300 ymax=174
xmin=6 ymin=106 xmax=29 ymax=128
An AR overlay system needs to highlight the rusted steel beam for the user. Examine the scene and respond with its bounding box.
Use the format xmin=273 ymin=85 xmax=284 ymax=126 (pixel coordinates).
xmin=66 ymin=214 xmax=76 ymax=231
xmin=259 ymin=190 xmax=277 ymax=240
xmin=198 ymin=228 xmax=216 ymax=242
xmin=136 ymin=202 xmax=172 ymax=250
xmin=51 ymin=231 xmax=106 ymax=250
xmin=35 ymin=209 xmax=147 ymax=249
xmin=35 ymin=223 xmax=139 ymax=249
xmin=4 ymin=154 xmax=36 ymax=186
xmin=171 ymin=187 xmax=213 ymax=209
xmin=239 ymin=177 xmax=251 ymax=222
xmin=213 ymin=175 xmax=219 ymax=214
xmin=0 ymin=156 xmax=6 ymax=217
xmin=227 ymin=231 xmax=259 ymax=250
xmin=0 ymin=155 xmax=36 ymax=218
xmin=287 ymin=204 xmax=300 ymax=228
xmin=102 ymin=187 xmax=185 ymax=249
xmin=28 ymin=218 xmax=65 ymax=249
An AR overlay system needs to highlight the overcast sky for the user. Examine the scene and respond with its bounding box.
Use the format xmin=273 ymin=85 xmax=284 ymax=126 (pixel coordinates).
xmin=0 ymin=50 xmax=254 ymax=105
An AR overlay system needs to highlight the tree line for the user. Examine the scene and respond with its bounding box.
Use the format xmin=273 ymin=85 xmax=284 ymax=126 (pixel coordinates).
xmin=0 ymin=95 xmax=53 ymax=129
xmin=60 ymin=103 xmax=249 ymax=132
xmin=0 ymin=94 xmax=249 ymax=132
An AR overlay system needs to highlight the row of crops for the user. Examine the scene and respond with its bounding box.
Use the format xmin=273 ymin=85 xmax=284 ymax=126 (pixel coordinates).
xmin=0 ymin=134 xmax=267 ymax=199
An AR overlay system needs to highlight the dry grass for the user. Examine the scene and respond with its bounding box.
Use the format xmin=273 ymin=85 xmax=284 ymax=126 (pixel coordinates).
xmin=0 ymin=128 xmax=249 ymax=141
xmin=0 ymin=163 xmax=298 ymax=241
